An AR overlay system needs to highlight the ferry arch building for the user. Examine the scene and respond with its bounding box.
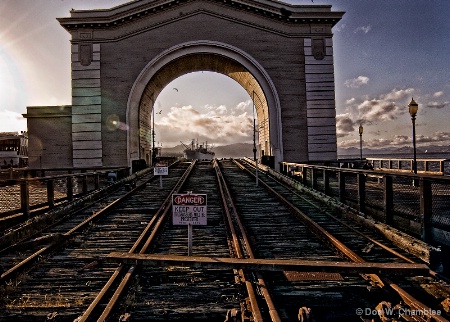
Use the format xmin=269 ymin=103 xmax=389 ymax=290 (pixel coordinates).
xmin=25 ymin=0 xmax=343 ymax=170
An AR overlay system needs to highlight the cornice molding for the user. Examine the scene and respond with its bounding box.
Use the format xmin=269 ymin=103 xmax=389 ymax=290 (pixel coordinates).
xmin=57 ymin=0 xmax=344 ymax=31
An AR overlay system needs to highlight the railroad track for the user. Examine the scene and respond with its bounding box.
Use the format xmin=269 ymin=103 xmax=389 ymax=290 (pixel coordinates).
xmin=0 ymin=161 xmax=191 ymax=320
xmin=1 ymin=159 xmax=449 ymax=321
xmin=222 ymin=159 xmax=450 ymax=321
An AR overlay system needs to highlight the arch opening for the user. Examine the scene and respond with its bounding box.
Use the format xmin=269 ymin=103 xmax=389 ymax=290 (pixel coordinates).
xmin=127 ymin=41 xmax=282 ymax=167
xmin=152 ymin=71 xmax=253 ymax=150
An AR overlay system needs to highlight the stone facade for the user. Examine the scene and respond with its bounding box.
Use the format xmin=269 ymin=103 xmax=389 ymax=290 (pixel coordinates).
xmin=23 ymin=106 xmax=73 ymax=169
xmin=26 ymin=0 xmax=343 ymax=169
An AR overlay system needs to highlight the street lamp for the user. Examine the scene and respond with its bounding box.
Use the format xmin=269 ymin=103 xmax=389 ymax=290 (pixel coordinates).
xmin=252 ymin=91 xmax=257 ymax=162
xmin=408 ymin=98 xmax=418 ymax=174
xmin=152 ymin=104 xmax=155 ymax=166
xmin=358 ymin=124 xmax=363 ymax=160
xmin=151 ymin=104 xmax=162 ymax=166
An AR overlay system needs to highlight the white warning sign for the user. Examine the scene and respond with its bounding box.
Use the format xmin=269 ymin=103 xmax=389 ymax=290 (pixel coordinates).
xmin=154 ymin=162 xmax=168 ymax=176
xmin=172 ymin=193 xmax=207 ymax=225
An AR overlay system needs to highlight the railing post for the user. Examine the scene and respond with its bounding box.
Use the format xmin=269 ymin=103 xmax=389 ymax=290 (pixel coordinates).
xmin=384 ymin=176 xmax=393 ymax=225
xmin=420 ymin=178 xmax=432 ymax=243
xmin=67 ymin=176 xmax=73 ymax=201
xmin=82 ymin=175 xmax=88 ymax=195
xmin=323 ymin=169 xmax=330 ymax=195
xmin=357 ymin=173 xmax=366 ymax=213
xmin=47 ymin=179 xmax=55 ymax=209
xmin=302 ymin=166 xmax=308 ymax=185
xmin=94 ymin=172 xmax=100 ymax=189
xmin=338 ymin=171 xmax=346 ymax=203
xmin=20 ymin=181 xmax=30 ymax=218
xmin=311 ymin=168 xmax=317 ymax=190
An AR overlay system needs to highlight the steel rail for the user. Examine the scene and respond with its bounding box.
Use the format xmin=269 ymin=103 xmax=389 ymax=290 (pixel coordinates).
xmin=74 ymin=159 xmax=185 ymax=321
xmin=213 ymin=160 xmax=264 ymax=322
xmin=214 ymin=160 xmax=281 ymax=322
xmin=91 ymin=160 xmax=197 ymax=322
xmin=262 ymin=174 xmax=418 ymax=264
xmin=0 ymin=168 xmax=159 ymax=284
xmin=244 ymin=159 xmax=450 ymax=284
xmin=234 ymin=159 xmax=448 ymax=322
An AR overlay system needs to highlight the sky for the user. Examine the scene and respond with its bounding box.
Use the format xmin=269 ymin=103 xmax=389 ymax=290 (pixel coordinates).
xmin=1 ymin=0 xmax=449 ymax=153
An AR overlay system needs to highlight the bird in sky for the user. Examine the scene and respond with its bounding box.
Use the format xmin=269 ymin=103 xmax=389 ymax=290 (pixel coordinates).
xmin=173 ymin=88 xmax=178 ymax=92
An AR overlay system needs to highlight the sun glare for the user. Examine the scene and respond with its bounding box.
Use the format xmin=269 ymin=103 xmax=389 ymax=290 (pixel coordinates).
xmin=0 ymin=45 xmax=27 ymax=132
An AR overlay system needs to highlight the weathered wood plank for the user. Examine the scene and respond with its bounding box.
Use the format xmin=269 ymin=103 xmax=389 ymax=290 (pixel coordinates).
xmin=106 ymin=253 xmax=429 ymax=275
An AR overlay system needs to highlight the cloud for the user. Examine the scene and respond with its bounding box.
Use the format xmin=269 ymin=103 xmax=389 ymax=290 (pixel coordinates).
xmin=433 ymin=91 xmax=444 ymax=97
xmin=0 ymin=109 xmax=27 ymax=132
xmin=354 ymin=25 xmax=372 ymax=34
xmin=357 ymin=99 xmax=400 ymax=122
xmin=356 ymin=88 xmax=415 ymax=123
xmin=344 ymin=76 xmax=369 ymax=89
xmin=334 ymin=23 xmax=346 ymax=32
xmin=430 ymin=131 xmax=450 ymax=143
xmin=155 ymin=102 xmax=254 ymax=147
xmin=336 ymin=88 xmax=417 ymax=140
xmin=336 ymin=113 xmax=356 ymax=138
xmin=338 ymin=131 xmax=450 ymax=149
xmin=426 ymin=101 xmax=450 ymax=109
xmin=382 ymin=88 xmax=414 ymax=101
xmin=235 ymin=100 xmax=252 ymax=111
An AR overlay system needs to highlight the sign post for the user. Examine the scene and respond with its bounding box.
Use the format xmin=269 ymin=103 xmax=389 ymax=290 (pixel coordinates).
xmin=187 ymin=224 xmax=193 ymax=256
xmin=172 ymin=192 xmax=207 ymax=256
xmin=154 ymin=162 xmax=168 ymax=188
xmin=255 ymin=158 xmax=259 ymax=186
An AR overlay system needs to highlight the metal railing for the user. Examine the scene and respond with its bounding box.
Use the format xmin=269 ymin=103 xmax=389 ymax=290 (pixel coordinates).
xmin=367 ymin=157 xmax=448 ymax=176
xmin=0 ymin=167 xmax=129 ymax=220
xmin=279 ymin=162 xmax=450 ymax=247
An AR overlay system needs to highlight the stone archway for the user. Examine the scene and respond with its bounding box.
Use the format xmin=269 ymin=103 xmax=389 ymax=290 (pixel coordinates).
xmin=127 ymin=40 xmax=282 ymax=167
xmin=26 ymin=0 xmax=345 ymax=170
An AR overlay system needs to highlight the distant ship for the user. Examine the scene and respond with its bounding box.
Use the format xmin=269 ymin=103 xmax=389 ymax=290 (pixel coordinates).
xmin=181 ymin=139 xmax=215 ymax=160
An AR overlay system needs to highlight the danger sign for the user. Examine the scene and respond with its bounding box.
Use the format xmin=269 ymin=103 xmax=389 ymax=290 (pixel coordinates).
xmin=172 ymin=193 xmax=207 ymax=225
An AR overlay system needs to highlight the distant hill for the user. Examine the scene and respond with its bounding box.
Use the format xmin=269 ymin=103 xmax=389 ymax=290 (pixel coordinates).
xmin=338 ymin=145 xmax=450 ymax=159
xmin=162 ymin=143 xmax=450 ymax=160
xmin=161 ymin=143 xmax=257 ymax=158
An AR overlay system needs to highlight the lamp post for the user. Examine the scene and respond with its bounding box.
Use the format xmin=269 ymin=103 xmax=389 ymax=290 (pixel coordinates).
xmin=408 ymin=98 xmax=418 ymax=175
xmin=152 ymin=103 xmax=156 ymax=166
xmin=252 ymin=91 xmax=257 ymax=162
xmin=358 ymin=124 xmax=363 ymax=160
